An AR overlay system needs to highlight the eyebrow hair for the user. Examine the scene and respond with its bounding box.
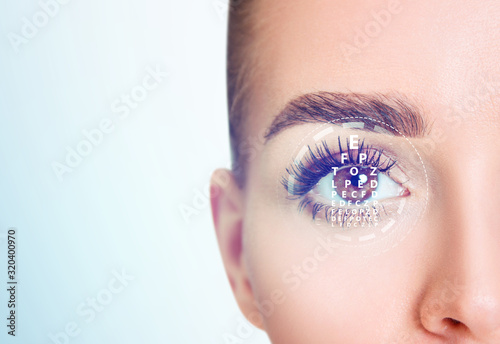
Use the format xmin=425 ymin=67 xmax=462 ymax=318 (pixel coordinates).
xmin=265 ymin=92 xmax=429 ymax=141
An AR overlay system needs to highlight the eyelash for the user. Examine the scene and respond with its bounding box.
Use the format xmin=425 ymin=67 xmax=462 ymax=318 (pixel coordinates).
xmin=282 ymin=137 xmax=398 ymax=223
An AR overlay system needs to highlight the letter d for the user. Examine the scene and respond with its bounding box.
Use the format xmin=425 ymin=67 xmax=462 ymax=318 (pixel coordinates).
xmin=20 ymin=17 xmax=38 ymax=39
xmin=192 ymin=189 xmax=208 ymax=209
xmin=82 ymin=128 xmax=103 ymax=146
xmin=236 ymin=318 xmax=254 ymax=339
xmin=39 ymin=0 xmax=60 ymax=17
xmin=65 ymin=146 xmax=82 ymax=168
xmin=253 ymin=299 xmax=274 ymax=318
xmin=353 ymin=27 xmax=370 ymax=48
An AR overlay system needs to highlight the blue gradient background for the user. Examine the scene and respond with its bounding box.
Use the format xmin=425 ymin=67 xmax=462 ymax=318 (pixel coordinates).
xmin=0 ymin=0 xmax=270 ymax=343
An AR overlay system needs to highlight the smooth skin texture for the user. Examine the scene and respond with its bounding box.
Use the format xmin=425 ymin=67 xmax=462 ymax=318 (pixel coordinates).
xmin=211 ymin=0 xmax=500 ymax=342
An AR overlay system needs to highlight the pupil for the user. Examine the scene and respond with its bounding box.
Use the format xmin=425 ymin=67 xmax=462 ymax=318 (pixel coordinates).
xmin=334 ymin=167 xmax=378 ymax=202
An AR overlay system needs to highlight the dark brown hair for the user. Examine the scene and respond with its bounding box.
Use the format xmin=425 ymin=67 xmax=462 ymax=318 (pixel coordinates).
xmin=227 ymin=0 xmax=258 ymax=185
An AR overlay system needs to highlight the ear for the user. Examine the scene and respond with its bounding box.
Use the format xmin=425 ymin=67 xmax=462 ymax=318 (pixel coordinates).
xmin=210 ymin=169 xmax=264 ymax=329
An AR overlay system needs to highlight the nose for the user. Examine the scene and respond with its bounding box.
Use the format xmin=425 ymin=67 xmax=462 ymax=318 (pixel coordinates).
xmin=418 ymin=155 xmax=500 ymax=342
xmin=420 ymin=276 xmax=500 ymax=339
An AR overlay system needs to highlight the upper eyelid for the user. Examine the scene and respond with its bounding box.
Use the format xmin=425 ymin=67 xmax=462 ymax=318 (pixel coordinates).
xmin=291 ymin=140 xmax=396 ymax=175
xmin=283 ymin=139 xmax=398 ymax=197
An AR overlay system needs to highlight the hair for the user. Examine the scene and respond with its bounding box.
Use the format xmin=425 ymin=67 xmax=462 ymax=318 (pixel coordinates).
xmin=227 ymin=0 xmax=258 ymax=186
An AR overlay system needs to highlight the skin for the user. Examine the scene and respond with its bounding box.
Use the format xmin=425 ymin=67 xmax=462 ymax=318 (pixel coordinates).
xmin=211 ymin=0 xmax=500 ymax=342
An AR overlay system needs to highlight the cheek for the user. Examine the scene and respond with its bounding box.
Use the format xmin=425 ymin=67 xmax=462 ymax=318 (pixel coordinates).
xmin=242 ymin=200 xmax=426 ymax=343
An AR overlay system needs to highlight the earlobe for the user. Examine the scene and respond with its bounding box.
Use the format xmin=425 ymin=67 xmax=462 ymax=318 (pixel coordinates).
xmin=210 ymin=169 xmax=264 ymax=329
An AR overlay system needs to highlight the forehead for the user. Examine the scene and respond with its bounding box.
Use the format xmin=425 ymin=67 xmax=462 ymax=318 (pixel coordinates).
xmin=247 ymin=0 xmax=500 ymax=132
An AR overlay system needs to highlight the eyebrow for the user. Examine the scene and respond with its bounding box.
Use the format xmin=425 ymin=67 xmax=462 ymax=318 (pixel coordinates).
xmin=264 ymin=92 xmax=429 ymax=141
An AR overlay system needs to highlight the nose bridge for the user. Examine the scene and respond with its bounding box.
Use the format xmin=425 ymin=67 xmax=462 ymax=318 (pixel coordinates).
xmin=418 ymin=135 xmax=500 ymax=338
xmin=441 ymin=139 xmax=500 ymax=258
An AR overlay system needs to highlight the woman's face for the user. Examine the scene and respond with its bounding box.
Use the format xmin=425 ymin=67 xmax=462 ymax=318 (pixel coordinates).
xmin=212 ymin=0 xmax=500 ymax=342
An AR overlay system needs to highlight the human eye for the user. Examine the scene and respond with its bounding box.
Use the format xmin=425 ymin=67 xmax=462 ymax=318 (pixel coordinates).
xmin=282 ymin=137 xmax=409 ymax=227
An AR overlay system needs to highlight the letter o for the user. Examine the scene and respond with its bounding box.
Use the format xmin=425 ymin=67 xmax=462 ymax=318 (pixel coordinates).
xmin=33 ymin=11 xmax=49 ymax=27
xmin=247 ymin=311 xmax=263 ymax=328
xmin=131 ymin=86 xmax=147 ymax=102
xmin=76 ymin=140 xmax=93 ymax=156
xmin=302 ymin=257 xmax=318 ymax=273
xmin=365 ymin=21 xmax=382 ymax=37
xmin=97 ymin=289 xmax=113 ymax=305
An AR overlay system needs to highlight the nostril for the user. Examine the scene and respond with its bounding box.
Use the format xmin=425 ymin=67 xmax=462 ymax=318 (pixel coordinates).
xmin=444 ymin=317 xmax=462 ymax=327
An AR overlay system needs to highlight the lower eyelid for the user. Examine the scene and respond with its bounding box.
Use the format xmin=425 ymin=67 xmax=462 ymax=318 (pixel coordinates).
xmin=286 ymin=165 xmax=411 ymax=224
xmin=300 ymin=196 xmax=384 ymax=226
